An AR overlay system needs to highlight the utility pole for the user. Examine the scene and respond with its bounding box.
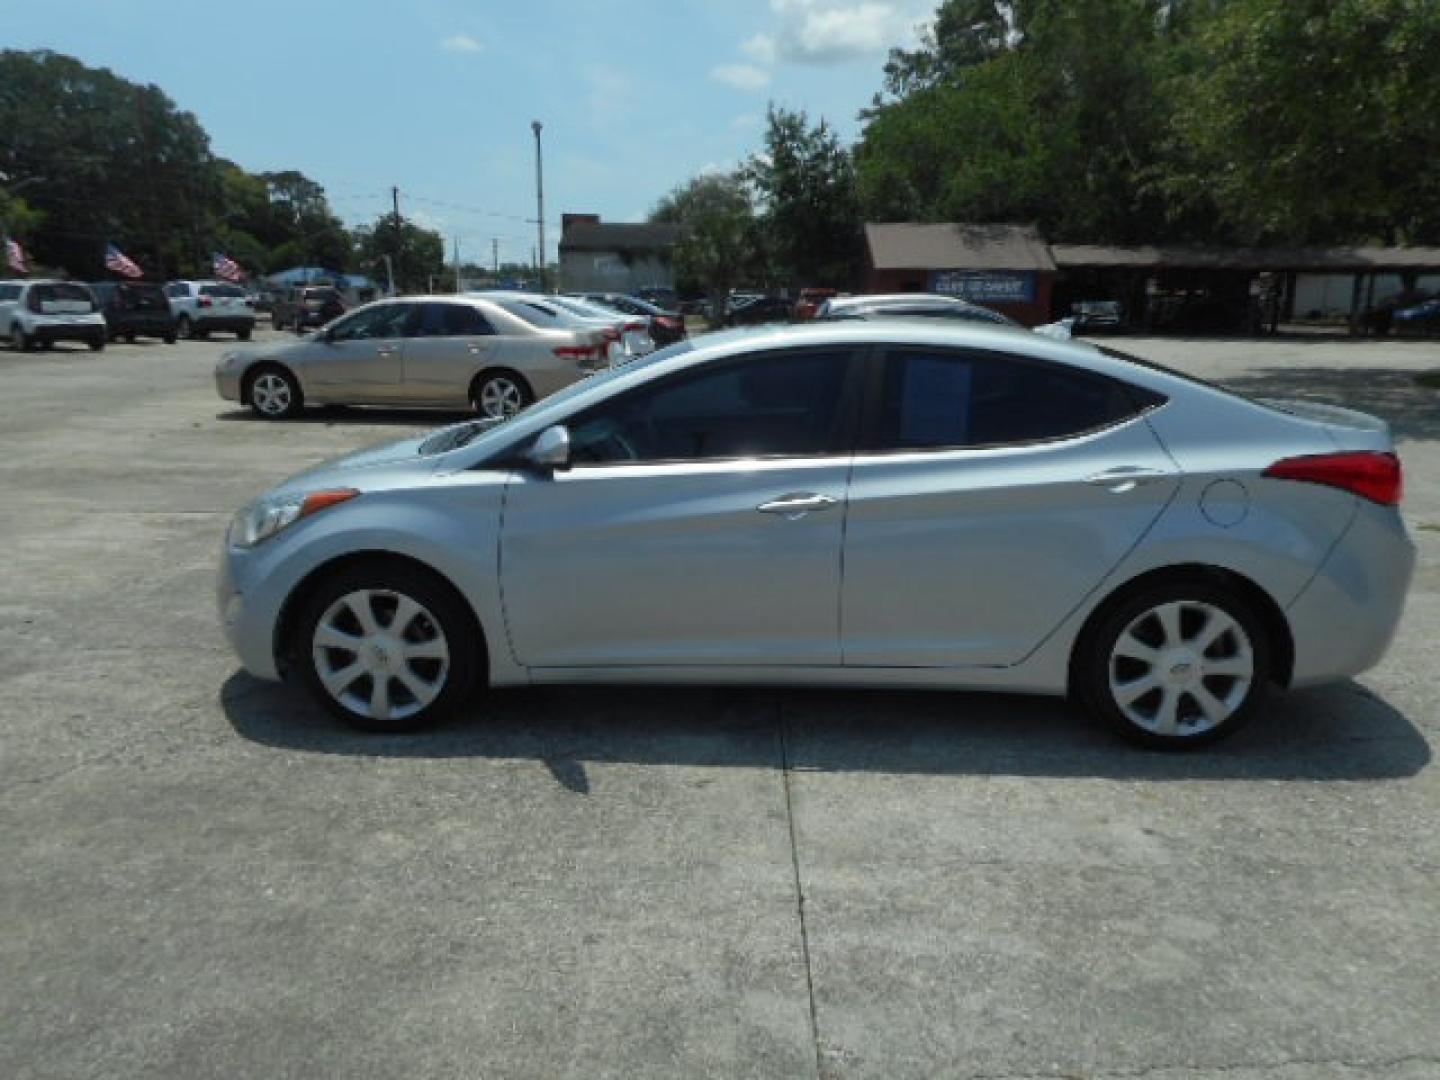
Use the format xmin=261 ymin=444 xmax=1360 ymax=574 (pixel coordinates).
xmin=531 ymin=120 xmax=546 ymax=292
xmin=391 ymin=185 xmax=402 ymax=293
xmin=453 ymin=235 xmax=461 ymax=293
xmin=492 ymin=238 xmax=499 ymax=277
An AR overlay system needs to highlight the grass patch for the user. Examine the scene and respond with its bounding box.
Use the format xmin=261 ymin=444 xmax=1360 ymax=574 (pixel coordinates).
xmin=1416 ymin=371 xmax=1440 ymax=390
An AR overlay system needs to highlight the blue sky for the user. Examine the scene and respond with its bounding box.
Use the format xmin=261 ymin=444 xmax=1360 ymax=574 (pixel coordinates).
xmin=7 ymin=0 xmax=936 ymax=267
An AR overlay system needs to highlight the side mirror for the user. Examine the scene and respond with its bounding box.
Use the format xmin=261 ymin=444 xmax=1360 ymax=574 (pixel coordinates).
xmin=525 ymin=424 xmax=571 ymax=472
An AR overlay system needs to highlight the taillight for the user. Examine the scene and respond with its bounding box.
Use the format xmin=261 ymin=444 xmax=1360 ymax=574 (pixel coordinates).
xmin=1263 ymin=451 xmax=1402 ymax=506
xmin=601 ymin=327 xmax=620 ymax=343
xmin=624 ymin=320 xmax=645 ymax=333
xmin=198 ymin=296 xmax=213 ymax=308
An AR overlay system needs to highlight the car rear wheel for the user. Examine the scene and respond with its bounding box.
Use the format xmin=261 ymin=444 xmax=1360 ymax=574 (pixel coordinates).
xmin=471 ymin=370 xmax=532 ymax=419
xmin=11 ymin=324 xmax=32 ymax=352
xmin=238 ymin=327 xmax=252 ymax=341
xmin=296 ymin=564 xmax=480 ymax=732
xmin=176 ymin=315 xmax=194 ymax=340
xmin=88 ymin=337 xmax=105 ymax=352
xmin=247 ymin=366 xmax=304 ymax=419
xmin=1075 ymin=581 xmax=1270 ymax=749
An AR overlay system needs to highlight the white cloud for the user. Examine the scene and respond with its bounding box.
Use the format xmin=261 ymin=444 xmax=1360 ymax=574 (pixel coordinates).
xmin=730 ymin=112 xmax=762 ymax=131
xmin=768 ymin=0 xmax=928 ymax=65
xmin=440 ymin=33 xmax=483 ymax=54
xmin=709 ymin=63 xmax=772 ymax=91
xmin=741 ymin=33 xmax=777 ymax=64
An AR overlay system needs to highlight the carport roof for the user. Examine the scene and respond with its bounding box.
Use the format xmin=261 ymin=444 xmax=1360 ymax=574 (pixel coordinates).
xmin=865 ymin=223 xmax=1055 ymax=271
xmin=1051 ymin=244 xmax=1440 ymax=271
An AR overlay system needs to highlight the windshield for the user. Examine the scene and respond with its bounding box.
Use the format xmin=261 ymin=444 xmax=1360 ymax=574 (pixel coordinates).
xmin=420 ymin=338 xmax=697 ymax=454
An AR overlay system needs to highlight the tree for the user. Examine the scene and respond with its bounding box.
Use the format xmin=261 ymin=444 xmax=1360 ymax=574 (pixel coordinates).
xmin=352 ymin=214 xmax=444 ymax=294
xmin=0 ymin=49 xmax=222 ymax=277
xmin=1169 ymin=0 xmax=1440 ymax=244
xmin=748 ymin=106 xmax=863 ymax=288
xmin=650 ymin=171 xmax=765 ymax=324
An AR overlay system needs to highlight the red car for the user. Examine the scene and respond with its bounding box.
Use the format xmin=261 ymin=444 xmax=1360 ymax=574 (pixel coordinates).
xmin=793 ymin=287 xmax=839 ymax=321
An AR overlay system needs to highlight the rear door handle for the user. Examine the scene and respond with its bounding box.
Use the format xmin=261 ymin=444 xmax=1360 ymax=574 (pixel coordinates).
xmin=1085 ymin=466 xmax=1170 ymax=492
xmin=757 ymin=493 xmax=838 ymax=518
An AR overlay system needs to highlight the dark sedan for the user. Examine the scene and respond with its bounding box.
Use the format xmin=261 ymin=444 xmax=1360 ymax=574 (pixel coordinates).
xmin=88 ymin=281 xmax=176 ymax=343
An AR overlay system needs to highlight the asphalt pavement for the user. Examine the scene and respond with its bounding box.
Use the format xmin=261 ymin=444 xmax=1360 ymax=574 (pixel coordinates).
xmin=2 ymin=326 xmax=1438 ymax=1079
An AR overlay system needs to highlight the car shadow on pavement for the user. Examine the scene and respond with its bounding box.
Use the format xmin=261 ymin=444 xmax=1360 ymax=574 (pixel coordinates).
xmin=215 ymin=407 xmax=474 ymax=427
xmin=1216 ymin=365 xmax=1440 ymax=441
xmin=222 ymin=673 xmax=1429 ymax=791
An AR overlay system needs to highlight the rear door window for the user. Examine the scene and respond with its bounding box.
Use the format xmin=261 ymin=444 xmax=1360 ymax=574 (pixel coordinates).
xmin=411 ymin=302 xmax=495 ymax=337
xmin=869 ymin=348 xmax=1152 ymax=451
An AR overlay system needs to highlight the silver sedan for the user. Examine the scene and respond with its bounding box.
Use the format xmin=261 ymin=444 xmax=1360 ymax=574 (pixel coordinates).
xmin=217 ymin=322 xmax=1413 ymax=748
xmin=215 ymin=294 xmax=611 ymax=420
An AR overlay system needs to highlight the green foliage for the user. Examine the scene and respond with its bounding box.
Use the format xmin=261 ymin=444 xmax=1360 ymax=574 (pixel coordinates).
xmin=352 ymin=214 xmax=445 ymax=294
xmin=748 ymin=106 xmax=863 ymax=288
xmin=650 ymin=172 xmax=766 ymax=322
xmin=0 ymin=49 xmax=358 ymax=280
xmin=1172 ymin=0 xmax=1440 ymax=243
xmin=858 ymin=0 xmax=1440 ymax=246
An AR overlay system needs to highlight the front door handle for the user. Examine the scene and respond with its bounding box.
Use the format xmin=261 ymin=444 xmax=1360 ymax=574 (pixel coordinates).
xmin=1085 ymin=466 xmax=1170 ymax=493
xmin=376 ymin=345 xmax=398 ymax=357
xmin=757 ymin=493 xmax=838 ymax=518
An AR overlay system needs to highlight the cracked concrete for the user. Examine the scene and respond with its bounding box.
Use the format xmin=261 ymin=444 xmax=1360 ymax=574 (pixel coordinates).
xmin=1 ymin=329 xmax=1438 ymax=1079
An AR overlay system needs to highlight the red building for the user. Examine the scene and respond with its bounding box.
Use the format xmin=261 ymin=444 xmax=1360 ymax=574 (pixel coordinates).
xmin=862 ymin=222 xmax=1056 ymax=326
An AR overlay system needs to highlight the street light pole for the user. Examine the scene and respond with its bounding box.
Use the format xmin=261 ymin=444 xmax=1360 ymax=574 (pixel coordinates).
xmin=531 ymin=120 xmax=546 ymax=293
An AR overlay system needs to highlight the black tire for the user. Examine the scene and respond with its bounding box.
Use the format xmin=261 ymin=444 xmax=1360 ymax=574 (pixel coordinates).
xmin=1073 ymin=579 xmax=1271 ymax=750
xmin=11 ymin=323 xmax=32 ymax=352
xmin=88 ymin=337 xmax=105 ymax=352
xmin=295 ymin=561 xmax=482 ymax=733
xmin=123 ymin=332 xmax=137 ymax=344
xmin=163 ymin=331 xmax=176 ymax=344
xmin=237 ymin=327 xmax=252 ymax=341
xmin=176 ymin=315 xmax=193 ymax=340
xmin=470 ymin=369 xmax=534 ymax=420
xmin=245 ymin=364 xmax=305 ymax=419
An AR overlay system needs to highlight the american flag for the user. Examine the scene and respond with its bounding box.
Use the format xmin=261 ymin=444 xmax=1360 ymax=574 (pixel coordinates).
xmin=104 ymin=243 xmax=143 ymax=279
xmin=5 ymin=237 xmax=27 ymax=274
xmin=212 ymin=251 xmax=245 ymax=283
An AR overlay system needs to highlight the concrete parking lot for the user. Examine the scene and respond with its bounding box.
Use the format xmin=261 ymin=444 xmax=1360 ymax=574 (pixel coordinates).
xmin=2 ymin=328 xmax=1439 ymax=1080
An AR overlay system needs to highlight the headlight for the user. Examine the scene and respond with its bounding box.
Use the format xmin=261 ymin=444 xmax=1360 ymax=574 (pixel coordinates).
xmin=228 ymin=489 xmax=358 ymax=548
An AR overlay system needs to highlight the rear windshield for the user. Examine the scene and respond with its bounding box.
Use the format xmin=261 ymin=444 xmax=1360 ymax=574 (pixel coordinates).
xmin=34 ymin=283 xmax=96 ymax=311
xmin=0 ymin=284 xmax=22 ymax=300
xmin=200 ymin=284 xmax=245 ymax=297
xmin=494 ymin=299 xmax=568 ymax=327
xmin=120 ymin=283 xmax=168 ymax=309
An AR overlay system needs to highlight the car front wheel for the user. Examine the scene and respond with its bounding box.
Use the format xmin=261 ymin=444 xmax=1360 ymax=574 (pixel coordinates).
xmin=296 ymin=563 xmax=480 ymax=732
xmin=1075 ymin=581 xmax=1270 ymax=749
xmin=247 ymin=366 xmax=304 ymax=419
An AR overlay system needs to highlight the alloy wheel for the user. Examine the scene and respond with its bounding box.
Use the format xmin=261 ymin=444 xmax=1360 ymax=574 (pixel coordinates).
xmin=311 ymin=588 xmax=451 ymax=723
xmin=1107 ymin=600 xmax=1254 ymax=737
xmin=251 ymin=372 xmax=292 ymax=416
xmin=477 ymin=377 xmax=524 ymax=418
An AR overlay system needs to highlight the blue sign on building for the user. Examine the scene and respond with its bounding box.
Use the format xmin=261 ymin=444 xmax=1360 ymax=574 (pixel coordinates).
xmin=931 ymin=270 xmax=1036 ymax=304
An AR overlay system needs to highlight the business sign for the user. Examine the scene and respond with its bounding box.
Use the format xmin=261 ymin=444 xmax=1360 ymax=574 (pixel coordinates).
xmin=931 ymin=270 xmax=1036 ymax=304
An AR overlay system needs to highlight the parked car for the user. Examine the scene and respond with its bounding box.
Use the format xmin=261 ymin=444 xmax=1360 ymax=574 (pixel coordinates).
xmin=272 ymin=285 xmax=347 ymax=333
xmin=214 ymin=294 xmax=610 ymax=420
xmin=88 ymin=281 xmax=176 ymax=343
xmin=634 ymin=286 xmax=678 ymax=310
xmin=793 ymin=287 xmax=839 ymax=321
xmin=1070 ymin=300 xmax=1126 ymax=334
xmin=818 ymin=293 xmax=1016 ymax=326
xmin=476 ymin=291 xmax=633 ymax=365
xmin=724 ymin=295 xmax=795 ymax=326
xmin=818 ymin=293 xmax=1073 ymax=339
xmin=545 ymin=294 xmax=654 ymax=358
xmin=1392 ymin=297 xmax=1440 ymax=333
xmin=0 ymin=279 xmax=107 ymax=351
xmin=575 ymin=292 xmax=687 ymax=346
xmin=217 ymin=321 xmax=1412 ymax=749
xmin=165 ymin=280 xmax=256 ymax=340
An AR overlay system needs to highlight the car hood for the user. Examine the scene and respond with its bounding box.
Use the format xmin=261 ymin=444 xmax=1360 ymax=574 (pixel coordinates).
xmin=269 ymin=433 xmax=441 ymax=496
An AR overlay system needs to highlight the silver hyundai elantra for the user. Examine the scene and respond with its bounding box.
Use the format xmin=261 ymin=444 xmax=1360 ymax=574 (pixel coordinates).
xmin=217 ymin=322 xmax=1413 ymax=748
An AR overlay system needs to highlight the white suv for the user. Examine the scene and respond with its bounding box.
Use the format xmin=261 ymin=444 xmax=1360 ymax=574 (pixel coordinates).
xmin=165 ymin=280 xmax=256 ymax=340
xmin=0 ymin=279 xmax=108 ymax=352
